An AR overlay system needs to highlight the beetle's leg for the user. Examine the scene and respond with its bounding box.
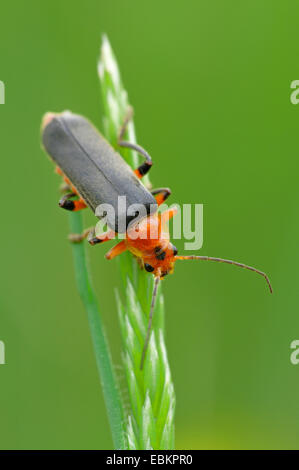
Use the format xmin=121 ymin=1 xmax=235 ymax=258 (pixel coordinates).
xmin=59 ymin=192 xmax=87 ymax=211
xmin=118 ymin=107 xmax=153 ymax=179
xmin=60 ymin=182 xmax=71 ymax=193
xmin=69 ymin=227 xmax=115 ymax=244
xmin=135 ymin=255 xmax=144 ymax=270
xmin=151 ymin=188 xmax=171 ymax=206
xmin=55 ymin=165 xmax=63 ymax=176
xmin=161 ymin=207 xmax=178 ymax=222
xmin=132 ymin=159 xmax=152 ymax=179
xmin=118 ymin=106 xmax=134 ymax=141
xmin=68 ymin=227 xmax=94 ymax=243
xmin=105 ymin=240 xmax=127 ymax=260
xmin=87 ymin=228 xmax=116 ymax=246
xmin=56 ymin=166 xmax=79 ymax=195
xmin=133 ymin=159 xmax=153 ymax=179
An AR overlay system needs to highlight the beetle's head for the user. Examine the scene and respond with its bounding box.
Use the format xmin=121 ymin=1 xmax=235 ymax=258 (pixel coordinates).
xmin=143 ymin=242 xmax=178 ymax=278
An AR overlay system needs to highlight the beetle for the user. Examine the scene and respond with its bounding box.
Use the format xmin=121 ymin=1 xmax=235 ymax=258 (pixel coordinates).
xmin=42 ymin=109 xmax=272 ymax=369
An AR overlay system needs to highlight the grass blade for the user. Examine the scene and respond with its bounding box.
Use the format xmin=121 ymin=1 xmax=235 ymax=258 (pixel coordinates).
xmin=98 ymin=35 xmax=175 ymax=450
xmin=68 ymin=211 xmax=125 ymax=449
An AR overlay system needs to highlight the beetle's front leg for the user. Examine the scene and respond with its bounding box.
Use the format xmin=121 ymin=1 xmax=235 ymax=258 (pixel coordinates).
xmin=105 ymin=240 xmax=127 ymax=260
xmin=87 ymin=229 xmax=126 ymax=259
xmin=161 ymin=207 xmax=178 ymax=222
xmin=87 ymin=228 xmax=116 ymax=245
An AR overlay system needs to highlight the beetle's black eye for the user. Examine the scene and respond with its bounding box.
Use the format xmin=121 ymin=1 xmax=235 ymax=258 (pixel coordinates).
xmin=171 ymin=244 xmax=178 ymax=256
xmin=155 ymin=246 xmax=166 ymax=260
xmin=144 ymin=263 xmax=154 ymax=272
xmin=156 ymin=251 xmax=166 ymax=260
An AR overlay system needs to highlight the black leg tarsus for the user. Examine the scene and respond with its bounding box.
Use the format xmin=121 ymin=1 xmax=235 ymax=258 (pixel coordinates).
xmin=136 ymin=161 xmax=152 ymax=177
xmin=118 ymin=107 xmax=153 ymax=175
xmin=151 ymin=187 xmax=172 ymax=204
xmin=87 ymin=228 xmax=103 ymax=245
xmin=59 ymin=192 xmax=76 ymax=211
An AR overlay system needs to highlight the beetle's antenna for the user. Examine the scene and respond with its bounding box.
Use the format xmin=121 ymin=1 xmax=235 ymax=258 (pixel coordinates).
xmin=140 ymin=274 xmax=161 ymax=370
xmin=175 ymin=256 xmax=273 ymax=293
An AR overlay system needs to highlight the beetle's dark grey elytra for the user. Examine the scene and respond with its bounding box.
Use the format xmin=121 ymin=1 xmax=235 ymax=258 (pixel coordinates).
xmin=42 ymin=111 xmax=157 ymax=232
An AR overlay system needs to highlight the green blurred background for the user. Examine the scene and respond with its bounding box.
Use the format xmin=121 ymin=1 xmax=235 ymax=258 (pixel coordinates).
xmin=0 ymin=0 xmax=298 ymax=450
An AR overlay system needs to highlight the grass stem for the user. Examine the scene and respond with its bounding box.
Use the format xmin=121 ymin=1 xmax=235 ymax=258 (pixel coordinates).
xmin=68 ymin=211 xmax=125 ymax=449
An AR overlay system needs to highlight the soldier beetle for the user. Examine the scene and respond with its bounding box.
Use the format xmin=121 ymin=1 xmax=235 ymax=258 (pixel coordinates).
xmin=42 ymin=109 xmax=272 ymax=369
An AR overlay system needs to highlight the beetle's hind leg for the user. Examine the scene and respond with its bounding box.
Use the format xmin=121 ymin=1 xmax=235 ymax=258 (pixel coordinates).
xmin=60 ymin=182 xmax=71 ymax=193
xmin=56 ymin=166 xmax=82 ymax=199
xmin=117 ymin=107 xmax=153 ymax=180
xmin=59 ymin=192 xmax=87 ymax=212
